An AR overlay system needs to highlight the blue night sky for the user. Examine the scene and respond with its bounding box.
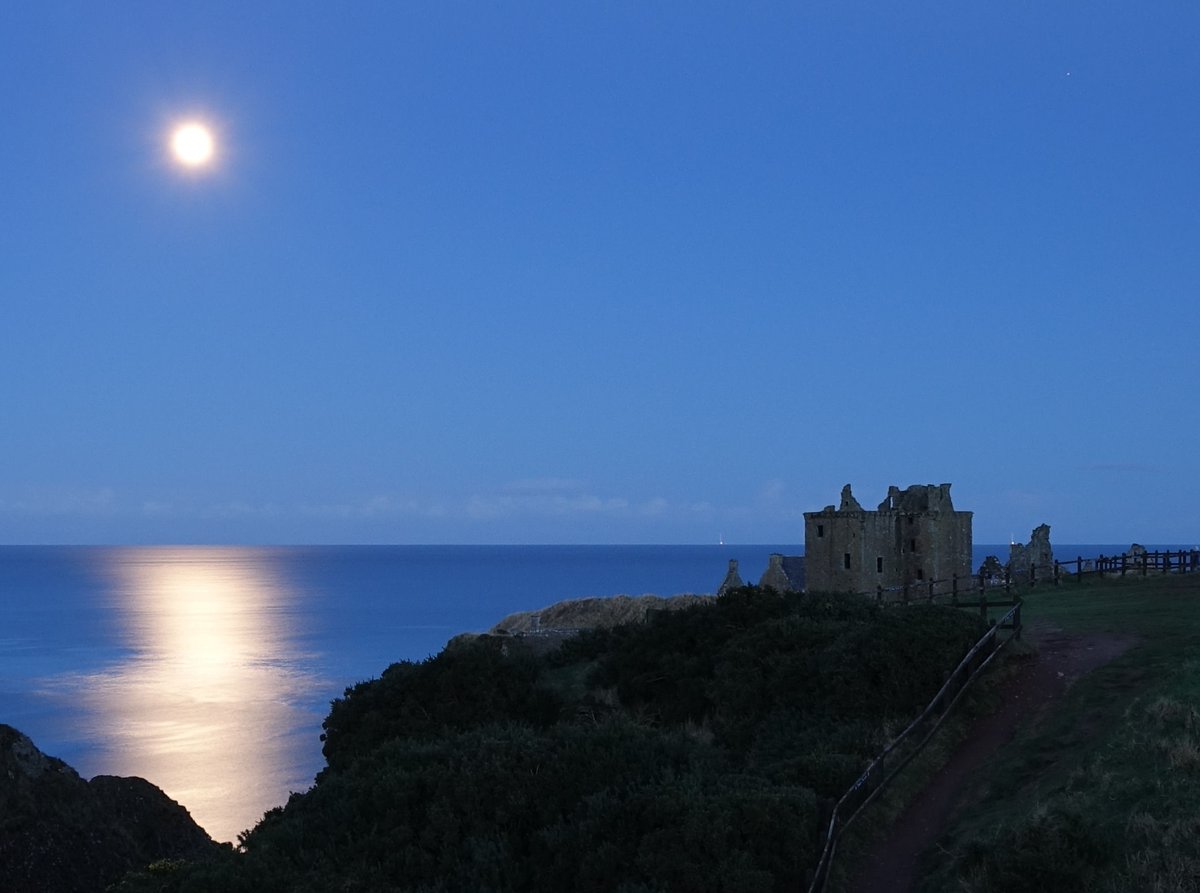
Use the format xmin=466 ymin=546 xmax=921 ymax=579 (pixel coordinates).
xmin=2 ymin=3 xmax=1197 ymax=545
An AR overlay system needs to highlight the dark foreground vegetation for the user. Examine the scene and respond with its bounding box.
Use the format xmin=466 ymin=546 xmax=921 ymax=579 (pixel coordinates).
xmin=114 ymin=588 xmax=985 ymax=892
xmin=0 ymin=725 xmax=217 ymax=893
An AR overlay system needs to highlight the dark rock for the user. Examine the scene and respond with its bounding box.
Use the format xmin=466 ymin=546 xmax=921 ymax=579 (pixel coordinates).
xmin=0 ymin=724 xmax=218 ymax=893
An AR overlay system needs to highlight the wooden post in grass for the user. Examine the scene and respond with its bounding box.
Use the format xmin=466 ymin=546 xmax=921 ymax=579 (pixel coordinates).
xmin=1078 ymin=555 xmax=1085 ymax=583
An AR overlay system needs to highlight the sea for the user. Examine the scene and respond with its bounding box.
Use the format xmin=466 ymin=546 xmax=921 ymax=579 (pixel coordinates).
xmin=0 ymin=542 xmax=1180 ymax=842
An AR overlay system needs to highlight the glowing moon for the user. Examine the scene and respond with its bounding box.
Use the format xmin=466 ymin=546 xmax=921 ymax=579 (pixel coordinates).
xmin=171 ymin=122 xmax=215 ymax=167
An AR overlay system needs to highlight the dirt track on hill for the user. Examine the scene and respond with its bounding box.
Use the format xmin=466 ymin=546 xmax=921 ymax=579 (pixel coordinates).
xmin=844 ymin=627 xmax=1138 ymax=893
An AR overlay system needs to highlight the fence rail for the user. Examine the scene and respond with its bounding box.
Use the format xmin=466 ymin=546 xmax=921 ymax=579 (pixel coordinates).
xmin=859 ymin=548 xmax=1200 ymax=608
xmin=1058 ymin=548 xmax=1200 ymax=580
xmin=804 ymin=547 xmax=1199 ymax=891
xmin=805 ymin=600 xmax=1022 ymax=893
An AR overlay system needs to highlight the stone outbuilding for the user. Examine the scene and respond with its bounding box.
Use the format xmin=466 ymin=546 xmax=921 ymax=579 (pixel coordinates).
xmin=758 ymin=553 xmax=806 ymax=592
xmin=716 ymin=559 xmax=745 ymax=596
xmin=803 ymin=483 xmax=973 ymax=593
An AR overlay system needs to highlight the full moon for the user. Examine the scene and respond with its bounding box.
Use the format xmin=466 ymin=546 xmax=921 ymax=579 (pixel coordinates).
xmin=171 ymin=122 xmax=215 ymax=167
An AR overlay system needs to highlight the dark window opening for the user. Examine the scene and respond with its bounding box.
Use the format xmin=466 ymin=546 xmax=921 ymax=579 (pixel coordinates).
xmin=909 ymin=538 xmax=917 ymax=553
xmin=843 ymin=553 xmax=851 ymax=570
xmin=876 ymin=557 xmax=883 ymax=573
xmin=817 ymin=524 xmax=824 ymax=538
xmin=916 ymin=568 xmax=924 ymax=580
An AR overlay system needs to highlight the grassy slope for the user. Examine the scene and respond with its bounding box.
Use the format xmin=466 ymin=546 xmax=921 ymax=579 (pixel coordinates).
xmin=917 ymin=573 xmax=1200 ymax=892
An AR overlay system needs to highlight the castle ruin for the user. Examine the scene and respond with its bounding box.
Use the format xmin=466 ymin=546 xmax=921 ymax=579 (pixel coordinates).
xmin=803 ymin=483 xmax=973 ymax=593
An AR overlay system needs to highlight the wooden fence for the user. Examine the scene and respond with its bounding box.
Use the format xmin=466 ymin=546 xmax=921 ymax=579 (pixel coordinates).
xmin=1057 ymin=548 xmax=1200 ymax=581
xmin=804 ymin=547 xmax=1198 ymax=891
xmin=861 ymin=548 xmax=1200 ymax=608
xmin=804 ymin=600 xmax=1022 ymax=893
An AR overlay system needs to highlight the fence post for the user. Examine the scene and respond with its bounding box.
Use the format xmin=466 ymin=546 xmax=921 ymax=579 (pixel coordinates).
xmin=1142 ymin=552 xmax=1148 ymax=576
xmin=1004 ymin=569 xmax=1011 ymax=597
xmin=1078 ymin=555 xmax=1084 ymax=583
xmin=1163 ymin=551 xmax=1170 ymax=574
xmin=1121 ymin=554 xmax=1127 ymax=577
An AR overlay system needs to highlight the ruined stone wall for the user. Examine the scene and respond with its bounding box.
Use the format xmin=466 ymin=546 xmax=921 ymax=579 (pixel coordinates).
xmin=804 ymin=508 xmax=867 ymax=592
xmin=1008 ymin=524 xmax=1054 ymax=582
xmin=804 ymin=483 xmax=973 ymax=593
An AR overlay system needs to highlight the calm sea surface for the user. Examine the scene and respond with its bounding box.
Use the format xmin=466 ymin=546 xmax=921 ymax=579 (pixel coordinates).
xmin=0 ymin=542 xmax=1172 ymax=841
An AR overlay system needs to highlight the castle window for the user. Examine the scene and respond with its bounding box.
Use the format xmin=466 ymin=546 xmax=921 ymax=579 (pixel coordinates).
xmin=916 ymin=568 xmax=924 ymax=581
xmin=843 ymin=553 xmax=851 ymax=570
xmin=876 ymin=557 xmax=883 ymax=573
xmin=909 ymin=538 xmax=917 ymax=553
xmin=817 ymin=524 xmax=824 ymax=538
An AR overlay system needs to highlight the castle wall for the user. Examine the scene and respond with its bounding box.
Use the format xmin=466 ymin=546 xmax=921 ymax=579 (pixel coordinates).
xmin=803 ymin=483 xmax=973 ymax=593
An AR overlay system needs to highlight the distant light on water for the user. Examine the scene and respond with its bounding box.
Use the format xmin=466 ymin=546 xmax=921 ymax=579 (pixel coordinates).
xmin=46 ymin=548 xmax=323 ymax=842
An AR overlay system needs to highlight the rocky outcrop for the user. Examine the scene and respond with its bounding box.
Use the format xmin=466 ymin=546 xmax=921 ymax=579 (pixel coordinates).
xmin=0 ymin=724 xmax=218 ymax=893
xmin=489 ymin=592 xmax=714 ymax=635
xmin=445 ymin=592 xmax=718 ymax=656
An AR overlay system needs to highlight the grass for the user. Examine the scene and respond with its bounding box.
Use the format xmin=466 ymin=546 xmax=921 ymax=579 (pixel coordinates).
xmin=911 ymin=572 xmax=1200 ymax=892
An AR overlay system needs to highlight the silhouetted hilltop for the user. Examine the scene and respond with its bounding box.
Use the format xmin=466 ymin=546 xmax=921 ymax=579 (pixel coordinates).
xmin=0 ymin=724 xmax=218 ymax=893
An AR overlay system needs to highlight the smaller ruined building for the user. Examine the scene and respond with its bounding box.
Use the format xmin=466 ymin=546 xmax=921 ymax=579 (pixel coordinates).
xmin=1008 ymin=523 xmax=1054 ymax=581
xmin=758 ymin=553 xmax=806 ymax=592
xmin=716 ymin=559 xmax=745 ymax=596
xmin=717 ymin=556 xmax=805 ymax=596
xmin=803 ymin=483 xmax=973 ymax=593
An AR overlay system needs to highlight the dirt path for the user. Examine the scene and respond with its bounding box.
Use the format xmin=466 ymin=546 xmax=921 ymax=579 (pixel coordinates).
xmin=844 ymin=627 xmax=1137 ymax=893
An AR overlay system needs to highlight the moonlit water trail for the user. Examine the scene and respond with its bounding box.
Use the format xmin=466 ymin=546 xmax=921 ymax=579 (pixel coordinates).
xmin=38 ymin=548 xmax=323 ymax=843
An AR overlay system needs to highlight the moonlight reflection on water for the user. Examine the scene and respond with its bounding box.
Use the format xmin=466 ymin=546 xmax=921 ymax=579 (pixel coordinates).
xmin=48 ymin=548 xmax=324 ymax=842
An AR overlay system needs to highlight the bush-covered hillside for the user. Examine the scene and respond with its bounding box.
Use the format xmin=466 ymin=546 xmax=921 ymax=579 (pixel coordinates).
xmin=114 ymin=587 xmax=985 ymax=893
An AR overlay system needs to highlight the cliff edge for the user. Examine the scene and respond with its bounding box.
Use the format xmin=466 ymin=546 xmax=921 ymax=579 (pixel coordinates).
xmin=0 ymin=724 xmax=219 ymax=893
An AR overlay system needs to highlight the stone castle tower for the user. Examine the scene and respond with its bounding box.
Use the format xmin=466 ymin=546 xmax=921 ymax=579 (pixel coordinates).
xmin=803 ymin=483 xmax=973 ymax=593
